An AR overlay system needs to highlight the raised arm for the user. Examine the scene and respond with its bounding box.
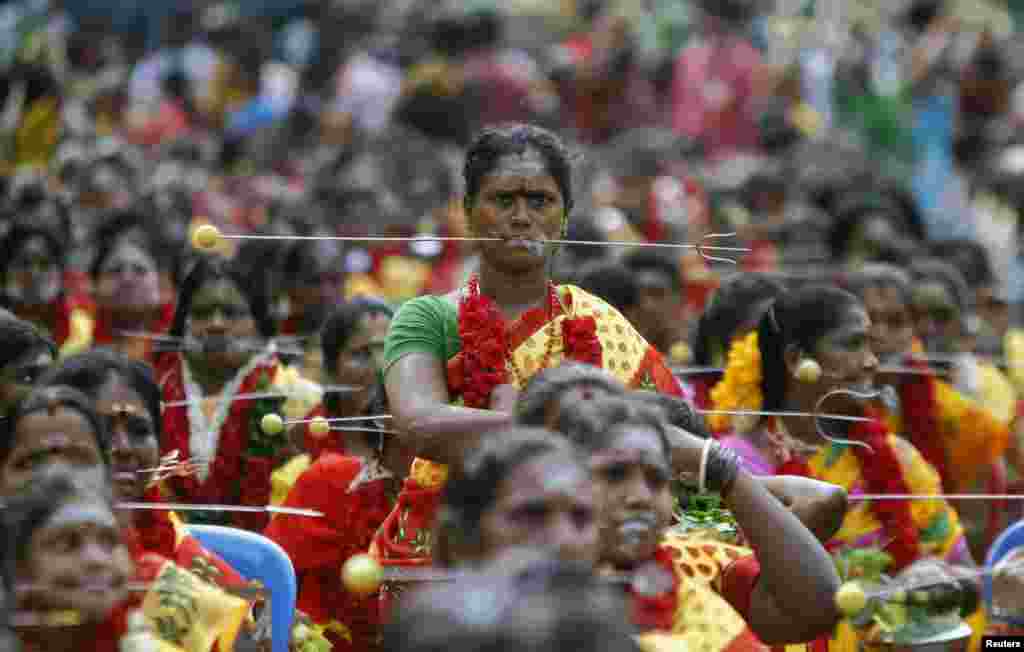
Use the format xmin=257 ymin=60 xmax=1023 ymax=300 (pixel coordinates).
xmin=724 ymin=470 xmax=842 ymax=644
xmin=665 ymin=425 xmax=847 ymax=542
xmin=672 ymin=433 xmax=841 ymax=644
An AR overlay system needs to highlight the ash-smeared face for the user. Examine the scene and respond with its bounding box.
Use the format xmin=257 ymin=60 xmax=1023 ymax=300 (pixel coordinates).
xmin=468 ymin=148 xmax=566 ymax=272
xmin=590 ymin=424 xmax=673 ymax=569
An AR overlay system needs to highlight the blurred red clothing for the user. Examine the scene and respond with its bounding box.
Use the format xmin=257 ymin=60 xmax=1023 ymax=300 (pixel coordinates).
xmin=672 ymin=36 xmax=764 ymax=158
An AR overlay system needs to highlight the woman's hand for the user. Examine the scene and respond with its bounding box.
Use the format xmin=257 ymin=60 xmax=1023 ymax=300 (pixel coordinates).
xmin=489 ymin=384 xmax=520 ymax=413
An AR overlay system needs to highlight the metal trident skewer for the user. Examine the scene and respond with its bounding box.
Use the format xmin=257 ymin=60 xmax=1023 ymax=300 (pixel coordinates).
xmin=204 ymin=231 xmax=751 ymax=265
xmin=115 ymin=502 xmax=323 ymax=518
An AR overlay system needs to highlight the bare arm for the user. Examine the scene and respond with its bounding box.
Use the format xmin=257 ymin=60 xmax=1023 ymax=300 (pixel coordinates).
xmin=760 ymin=475 xmax=849 ymax=543
xmin=667 ymin=428 xmax=841 ymax=643
xmin=724 ymin=472 xmax=842 ymax=644
xmin=385 ymin=352 xmax=514 ymax=467
xmin=666 ymin=426 xmax=848 ymax=542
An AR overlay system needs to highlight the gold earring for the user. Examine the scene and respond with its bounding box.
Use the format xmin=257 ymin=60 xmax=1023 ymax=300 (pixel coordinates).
xmin=795 ymin=358 xmax=822 ymax=383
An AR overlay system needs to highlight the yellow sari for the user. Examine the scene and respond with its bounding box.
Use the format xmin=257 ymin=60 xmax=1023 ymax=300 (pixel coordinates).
xmin=370 ymin=285 xmax=684 ymax=565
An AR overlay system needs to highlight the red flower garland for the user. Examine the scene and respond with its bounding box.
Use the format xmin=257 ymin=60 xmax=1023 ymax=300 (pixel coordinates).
xmin=458 ymin=277 xmax=512 ymax=409
xmin=851 ymin=411 xmax=919 ymax=571
xmin=630 ymin=546 xmax=680 ymax=631
xmin=458 ymin=276 xmax=603 ymax=409
xmin=562 ymin=315 xmax=603 ymax=367
xmin=896 ymin=357 xmax=948 ymax=491
xmin=156 ymin=353 xmax=280 ymax=528
xmin=775 ymin=411 xmax=920 ymax=572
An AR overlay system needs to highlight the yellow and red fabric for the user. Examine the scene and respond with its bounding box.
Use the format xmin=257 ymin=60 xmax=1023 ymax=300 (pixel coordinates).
xmin=50 ymin=292 xmax=96 ymax=357
xmin=265 ymin=453 xmax=393 ymax=651
xmin=639 ymin=537 xmax=818 ymax=652
xmin=369 ymin=285 xmax=683 ymax=572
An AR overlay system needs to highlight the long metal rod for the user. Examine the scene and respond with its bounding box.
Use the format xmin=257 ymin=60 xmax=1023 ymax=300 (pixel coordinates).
xmin=116 ymin=501 xmax=323 ymax=518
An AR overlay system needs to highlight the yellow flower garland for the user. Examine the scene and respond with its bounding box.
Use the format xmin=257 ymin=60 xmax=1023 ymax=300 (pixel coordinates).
xmin=709 ymin=332 xmax=764 ymax=432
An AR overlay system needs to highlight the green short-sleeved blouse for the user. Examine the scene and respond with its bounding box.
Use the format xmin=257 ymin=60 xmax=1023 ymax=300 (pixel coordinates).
xmin=382 ymin=295 xmax=462 ymax=375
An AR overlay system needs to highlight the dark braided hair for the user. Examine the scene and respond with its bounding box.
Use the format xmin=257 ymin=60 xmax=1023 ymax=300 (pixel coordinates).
xmin=516 ymin=364 xmax=626 ymax=427
xmin=554 ymin=397 xmax=672 ymax=460
xmin=692 ymin=273 xmax=787 ymax=366
xmin=757 ymin=285 xmax=863 ymax=411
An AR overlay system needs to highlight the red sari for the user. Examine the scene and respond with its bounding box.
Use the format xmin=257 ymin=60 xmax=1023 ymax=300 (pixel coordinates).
xmin=265 ymin=453 xmax=394 ymax=651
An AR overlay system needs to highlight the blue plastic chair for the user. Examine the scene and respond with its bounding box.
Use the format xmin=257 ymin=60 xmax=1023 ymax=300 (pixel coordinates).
xmin=187 ymin=525 xmax=297 ymax=652
xmin=984 ymin=520 xmax=1024 ymax=626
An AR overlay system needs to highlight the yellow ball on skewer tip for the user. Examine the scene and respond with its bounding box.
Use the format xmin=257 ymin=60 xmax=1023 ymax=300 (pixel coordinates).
xmin=292 ymin=624 xmax=312 ymax=643
xmin=835 ymin=582 xmax=868 ymax=617
xmin=191 ymin=224 xmax=221 ymax=251
xmin=261 ymin=413 xmax=284 ymax=436
xmin=795 ymin=358 xmax=822 ymax=384
xmin=309 ymin=415 xmax=330 ymax=438
xmin=342 ymin=554 xmax=383 ymax=595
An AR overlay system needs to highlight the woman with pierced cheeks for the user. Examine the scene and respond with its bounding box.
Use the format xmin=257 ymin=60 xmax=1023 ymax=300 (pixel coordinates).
xmin=556 ymin=398 xmax=841 ymax=652
xmin=38 ymin=350 xmax=251 ymax=595
xmin=0 ymin=384 xmax=253 ymax=652
xmin=519 ymin=365 xmax=848 ymax=546
xmin=2 ymin=469 xmax=133 ymax=652
xmin=373 ymin=124 xmax=685 ymax=569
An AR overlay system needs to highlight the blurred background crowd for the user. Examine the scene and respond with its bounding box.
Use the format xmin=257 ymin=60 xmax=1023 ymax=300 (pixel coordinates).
xmin=0 ymin=0 xmax=1020 ymax=386
xmin=5 ymin=0 xmax=1024 ymax=369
